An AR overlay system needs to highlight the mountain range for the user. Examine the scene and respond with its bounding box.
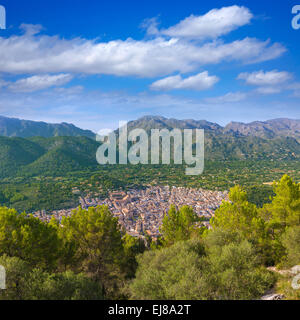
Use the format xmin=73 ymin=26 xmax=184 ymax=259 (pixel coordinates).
xmin=126 ymin=116 xmax=300 ymax=141
xmin=0 ymin=115 xmax=299 ymax=178
xmin=125 ymin=116 xmax=300 ymax=161
xmin=1 ymin=115 xmax=300 ymax=141
xmin=0 ymin=116 xmax=95 ymax=139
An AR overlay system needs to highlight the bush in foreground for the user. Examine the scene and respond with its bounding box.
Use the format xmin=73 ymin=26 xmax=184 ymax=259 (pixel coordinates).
xmin=129 ymin=238 xmax=275 ymax=300
xmin=0 ymin=255 xmax=104 ymax=300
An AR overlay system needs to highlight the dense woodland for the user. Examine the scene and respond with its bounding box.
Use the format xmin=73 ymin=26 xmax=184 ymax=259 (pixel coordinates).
xmin=0 ymin=174 xmax=299 ymax=300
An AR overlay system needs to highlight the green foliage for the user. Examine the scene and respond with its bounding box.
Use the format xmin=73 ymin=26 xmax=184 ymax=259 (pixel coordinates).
xmin=160 ymin=205 xmax=203 ymax=246
xmin=245 ymin=185 xmax=274 ymax=208
xmin=129 ymin=240 xmax=207 ymax=300
xmin=211 ymin=185 xmax=283 ymax=265
xmin=0 ymin=255 xmax=103 ymax=300
xmin=206 ymin=240 xmax=276 ymax=300
xmin=263 ymin=175 xmax=300 ymax=228
xmin=0 ymin=207 xmax=61 ymax=270
xmin=59 ymin=205 xmax=125 ymax=298
xmin=212 ymin=186 xmax=266 ymax=244
xmin=260 ymin=175 xmax=300 ymax=265
xmin=0 ymin=174 xmax=299 ymax=300
xmin=210 ymin=177 xmax=300 ymax=267
xmin=0 ymin=205 xmax=147 ymax=300
xmin=0 ymin=255 xmax=31 ymax=300
xmin=129 ymin=239 xmax=274 ymax=300
xmin=281 ymin=226 xmax=300 ymax=267
xmin=204 ymin=229 xmax=244 ymax=249
xmin=25 ymin=269 xmax=104 ymax=300
xmin=122 ymin=234 xmax=146 ymax=279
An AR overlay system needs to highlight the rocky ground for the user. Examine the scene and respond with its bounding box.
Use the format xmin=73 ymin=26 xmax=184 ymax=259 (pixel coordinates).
xmin=261 ymin=266 xmax=300 ymax=300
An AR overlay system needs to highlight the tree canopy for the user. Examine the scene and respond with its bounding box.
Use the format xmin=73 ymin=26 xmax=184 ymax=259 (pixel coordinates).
xmin=160 ymin=205 xmax=203 ymax=246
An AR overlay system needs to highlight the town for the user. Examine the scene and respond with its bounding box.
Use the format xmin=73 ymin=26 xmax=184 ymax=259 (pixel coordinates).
xmin=32 ymin=186 xmax=228 ymax=240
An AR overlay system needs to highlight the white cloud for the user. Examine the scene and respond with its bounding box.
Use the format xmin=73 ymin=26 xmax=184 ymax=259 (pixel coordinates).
xmin=238 ymin=70 xmax=292 ymax=86
xmin=287 ymin=82 xmax=300 ymax=97
xmin=0 ymin=84 xmax=299 ymax=132
xmin=205 ymin=91 xmax=247 ymax=103
xmin=0 ymin=25 xmax=285 ymax=77
xmin=293 ymin=91 xmax=300 ymax=98
xmin=20 ymin=23 xmax=44 ymax=36
xmin=7 ymin=74 xmax=73 ymax=92
xmin=255 ymin=86 xmax=282 ymax=94
xmin=150 ymin=72 xmax=219 ymax=91
xmin=160 ymin=6 xmax=253 ymax=39
xmin=141 ymin=17 xmax=160 ymax=36
xmin=0 ymin=85 xmax=211 ymax=131
xmin=0 ymin=79 xmax=8 ymax=88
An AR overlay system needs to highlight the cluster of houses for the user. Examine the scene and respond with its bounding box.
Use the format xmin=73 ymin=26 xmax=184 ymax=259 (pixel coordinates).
xmin=31 ymin=186 xmax=228 ymax=240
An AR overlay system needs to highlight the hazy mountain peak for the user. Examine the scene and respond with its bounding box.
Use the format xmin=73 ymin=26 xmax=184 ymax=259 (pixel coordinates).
xmin=224 ymin=118 xmax=300 ymax=140
xmin=0 ymin=115 xmax=95 ymax=139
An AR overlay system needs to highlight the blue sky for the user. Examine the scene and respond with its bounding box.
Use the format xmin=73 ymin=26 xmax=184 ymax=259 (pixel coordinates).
xmin=0 ymin=0 xmax=299 ymax=132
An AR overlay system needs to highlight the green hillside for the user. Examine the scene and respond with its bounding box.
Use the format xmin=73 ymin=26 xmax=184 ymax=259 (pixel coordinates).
xmin=0 ymin=136 xmax=100 ymax=178
xmin=23 ymin=136 xmax=100 ymax=176
xmin=0 ymin=131 xmax=300 ymax=179
xmin=0 ymin=137 xmax=45 ymax=177
xmin=204 ymin=134 xmax=300 ymax=160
